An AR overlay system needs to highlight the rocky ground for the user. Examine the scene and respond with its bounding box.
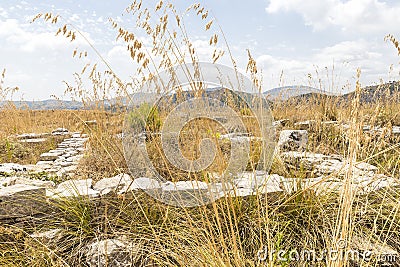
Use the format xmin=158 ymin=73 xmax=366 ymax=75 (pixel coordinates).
xmin=1 ymin=122 xmax=399 ymax=266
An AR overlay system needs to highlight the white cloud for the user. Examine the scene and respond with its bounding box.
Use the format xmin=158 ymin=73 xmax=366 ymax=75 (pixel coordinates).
xmin=70 ymin=13 xmax=80 ymax=22
xmin=266 ymin=0 xmax=400 ymax=34
xmin=0 ymin=16 xmax=96 ymax=100
xmin=192 ymin=39 xmax=217 ymax=61
xmin=256 ymin=39 xmax=396 ymax=91
xmin=0 ymin=18 xmax=91 ymax=53
xmin=0 ymin=7 xmax=8 ymax=18
xmin=314 ymin=40 xmax=381 ymax=63
xmin=0 ymin=19 xmax=23 ymax=36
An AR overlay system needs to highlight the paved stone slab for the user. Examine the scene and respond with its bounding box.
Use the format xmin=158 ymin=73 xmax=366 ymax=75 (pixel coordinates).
xmin=19 ymin=138 xmax=47 ymax=143
xmin=40 ymin=152 xmax=63 ymax=161
xmin=130 ymin=177 xmax=162 ymax=190
xmin=51 ymin=128 xmax=69 ymax=136
xmin=0 ymin=184 xmax=47 ymax=217
xmin=0 ymin=163 xmax=40 ymax=176
xmin=0 ymin=176 xmax=54 ymax=188
xmin=94 ymin=174 xmax=133 ymax=196
xmin=47 ymin=179 xmax=99 ymax=198
xmin=15 ymin=133 xmax=49 ymax=140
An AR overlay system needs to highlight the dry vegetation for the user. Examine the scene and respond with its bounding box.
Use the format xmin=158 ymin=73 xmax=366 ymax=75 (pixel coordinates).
xmin=0 ymin=1 xmax=400 ymax=267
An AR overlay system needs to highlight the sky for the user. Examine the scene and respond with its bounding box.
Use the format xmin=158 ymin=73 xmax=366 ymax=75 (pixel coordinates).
xmin=1 ymin=0 xmax=400 ymax=100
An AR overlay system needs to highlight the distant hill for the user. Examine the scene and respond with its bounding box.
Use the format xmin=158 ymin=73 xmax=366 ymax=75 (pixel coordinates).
xmin=342 ymin=81 xmax=400 ymax=103
xmin=2 ymin=81 xmax=399 ymax=110
xmin=147 ymin=87 xmax=271 ymax=111
xmin=287 ymin=92 xmax=339 ymax=102
xmin=0 ymin=88 xmax=267 ymax=111
xmin=263 ymin=85 xmax=337 ymax=101
xmin=0 ymin=99 xmax=84 ymax=110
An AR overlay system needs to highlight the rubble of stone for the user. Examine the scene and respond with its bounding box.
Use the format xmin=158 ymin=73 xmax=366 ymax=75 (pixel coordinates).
xmin=36 ymin=132 xmax=88 ymax=178
xmin=294 ymin=120 xmax=316 ymax=130
xmin=52 ymin=128 xmax=69 ymax=136
xmin=1 ymin=125 xmax=399 ymax=211
xmin=272 ymin=119 xmax=290 ymax=128
xmin=93 ymin=173 xmax=133 ymax=196
xmin=2 ymin=129 xmax=87 ymax=180
xmin=46 ymin=179 xmax=99 ymax=198
xmin=280 ymin=119 xmax=400 ymax=138
xmin=86 ymin=237 xmax=140 ymax=267
xmin=277 ymin=130 xmax=308 ymax=152
xmin=219 ymin=132 xmax=263 ymax=143
xmin=14 ymin=132 xmax=50 ymax=144
xmin=279 ymin=150 xmax=398 ymax=195
xmin=2 ymin=161 xmax=396 ymax=217
xmin=0 ymin=128 xmax=90 ymax=216
xmin=0 ymin=183 xmax=47 ymax=218
xmin=1 ymin=124 xmax=400 ymax=265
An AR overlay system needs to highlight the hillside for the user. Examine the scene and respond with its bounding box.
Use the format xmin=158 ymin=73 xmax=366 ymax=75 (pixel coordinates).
xmin=263 ymin=85 xmax=337 ymax=101
xmin=342 ymin=80 xmax=400 ymax=103
xmin=2 ymin=81 xmax=400 ymax=110
xmin=0 ymin=99 xmax=84 ymax=110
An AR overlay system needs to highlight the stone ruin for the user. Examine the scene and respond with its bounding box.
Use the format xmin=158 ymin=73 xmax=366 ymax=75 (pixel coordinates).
xmin=1 ymin=123 xmax=399 ymax=265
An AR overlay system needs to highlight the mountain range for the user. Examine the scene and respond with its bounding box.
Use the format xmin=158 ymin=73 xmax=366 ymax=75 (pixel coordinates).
xmin=263 ymin=85 xmax=338 ymax=101
xmin=1 ymin=81 xmax=399 ymax=110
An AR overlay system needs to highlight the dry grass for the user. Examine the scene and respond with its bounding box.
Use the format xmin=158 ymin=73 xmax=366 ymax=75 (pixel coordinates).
xmin=1 ymin=90 xmax=400 ymax=267
xmin=0 ymin=1 xmax=400 ymax=267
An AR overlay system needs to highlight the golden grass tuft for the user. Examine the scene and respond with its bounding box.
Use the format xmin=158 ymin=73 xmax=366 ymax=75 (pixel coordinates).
xmin=0 ymin=3 xmax=399 ymax=267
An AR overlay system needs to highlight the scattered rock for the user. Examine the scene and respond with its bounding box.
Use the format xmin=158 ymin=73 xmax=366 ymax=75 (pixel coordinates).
xmin=15 ymin=133 xmax=49 ymax=140
xmin=0 ymin=184 xmax=46 ymax=217
xmin=353 ymin=162 xmax=378 ymax=172
xmin=36 ymin=161 xmax=54 ymax=166
xmin=161 ymin=180 xmax=209 ymax=191
xmin=86 ymin=238 xmax=140 ymax=267
xmin=219 ymin=132 xmax=258 ymax=143
xmin=0 ymin=163 xmax=29 ymax=176
xmin=231 ymin=172 xmax=284 ymax=196
xmin=34 ymin=133 xmax=88 ymax=177
xmin=229 ymin=188 xmax=257 ymax=197
xmin=71 ymin=132 xmax=88 ymax=138
xmin=257 ymin=174 xmax=285 ymax=194
xmin=131 ymin=177 xmax=162 ymax=190
xmin=280 ymin=151 xmax=380 ymax=179
xmin=0 ymin=176 xmax=54 ymax=188
xmin=392 ymin=126 xmax=400 ymax=136
xmin=294 ymin=120 xmax=316 ymax=130
xmin=362 ymin=125 xmax=372 ymax=132
xmin=278 ymin=130 xmax=308 ymax=152
xmin=315 ymin=159 xmax=344 ymax=176
xmin=281 ymin=151 xmax=333 ymax=169
xmin=30 ymin=228 xmax=62 ymax=240
xmin=47 ymin=179 xmax=99 ymax=198
xmin=321 ymin=121 xmax=338 ymax=127
xmin=356 ymin=175 xmax=398 ymax=194
xmin=40 ymin=151 xmax=64 ymax=161
xmin=19 ymin=138 xmax=47 ymax=144
xmin=94 ymin=173 xmax=133 ymax=196
xmin=161 ymin=180 xmax=212 ymax=205
xmin=273 ymin=119 xmax=290 ymax=128
xmin=52 ymin=128 xmax=69 ymax=136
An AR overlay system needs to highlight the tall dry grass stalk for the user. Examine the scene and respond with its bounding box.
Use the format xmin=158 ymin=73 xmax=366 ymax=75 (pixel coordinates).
xmin=1 ymin=2 xmax=400 ymax=267
xmin=0 ymin=69 xmax=19 ymax=102
xmin=329 ymin=69 xmax=362 ymax=267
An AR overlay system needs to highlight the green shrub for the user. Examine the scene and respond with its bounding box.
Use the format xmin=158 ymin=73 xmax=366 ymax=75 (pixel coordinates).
xmin=127 ymin=103 xmax=161 ymax=132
